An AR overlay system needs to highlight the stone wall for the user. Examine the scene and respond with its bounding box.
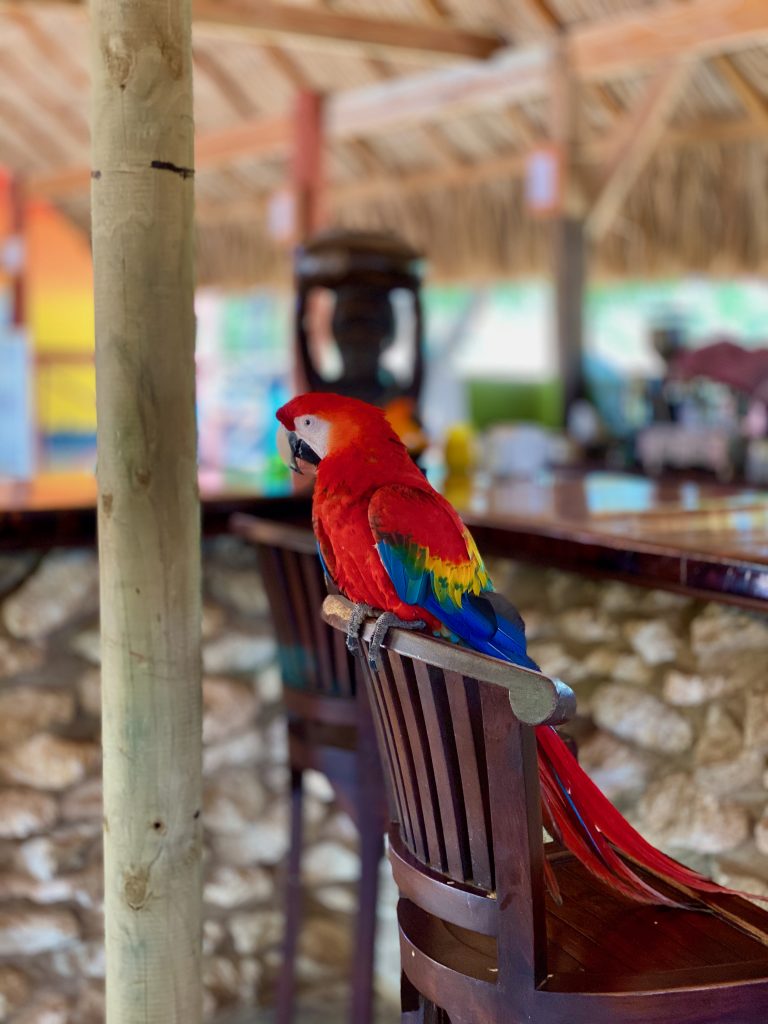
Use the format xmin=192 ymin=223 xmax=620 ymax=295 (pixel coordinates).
xmin=0 ymin=540 xmax=399 ymax=1024
xmin=1 ymin=541 xmax=767 ymax=1022
xmin=492 ymin=559 xmax=768 ymax=895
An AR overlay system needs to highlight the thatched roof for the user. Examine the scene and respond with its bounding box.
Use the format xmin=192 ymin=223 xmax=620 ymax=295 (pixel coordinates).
xmin=3 ymin=0 xmax=768 ymax=283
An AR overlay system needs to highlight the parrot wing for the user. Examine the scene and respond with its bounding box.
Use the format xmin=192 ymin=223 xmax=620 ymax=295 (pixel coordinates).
xmin=368 ymin=484 xmax=536 ymax=668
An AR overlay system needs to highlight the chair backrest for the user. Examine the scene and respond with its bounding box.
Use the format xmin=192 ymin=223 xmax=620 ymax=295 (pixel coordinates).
xmin=322 ymin=594 xmax=575 ymax=988
xmin=231 ymin=515 xmax=357 ymax=699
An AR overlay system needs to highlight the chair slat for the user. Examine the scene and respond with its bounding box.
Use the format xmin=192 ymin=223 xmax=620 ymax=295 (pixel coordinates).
xmin=480 ymin=684 xmax=545 ymax=987
xmin=412 ymin=659 xmax=470 ymax=882
xmin=258 ymin=546 xmax=304 ymax=687
xmin=377 ymin=652 xmax=430 ymax=862
xmin=363 ymin=654 xmax=418 ymax=853
xmin=299 ymin=552 xmax=336 ymax=694
xmin=445 ymin=670 xmax=493 ymax=889
xmin=331 ymin=627 xmax=354 ymax=698
xmin=281 ymin=549 xmax=319 ymax=691
xmin=389 ymin=653 xmax=446 ymax=871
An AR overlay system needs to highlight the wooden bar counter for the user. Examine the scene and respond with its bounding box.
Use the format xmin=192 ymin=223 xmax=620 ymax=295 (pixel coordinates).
xmin=3 ymin=468 xmax=766 ymax=609
xmin=454 ymin=471 xmax=768 ymax=611
xmin=0 ymin=470 xmax=312 ymax=551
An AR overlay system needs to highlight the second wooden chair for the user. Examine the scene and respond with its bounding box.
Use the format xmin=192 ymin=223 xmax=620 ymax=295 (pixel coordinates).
xmin=231 ymin=515 xmax=388 ymax=1024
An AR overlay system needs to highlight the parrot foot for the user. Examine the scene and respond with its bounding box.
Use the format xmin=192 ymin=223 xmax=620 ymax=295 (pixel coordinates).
xmin=368 ymin=613 xmax=426 ymax=670
xmin=345 ymin=603 xmax=379 ymax=656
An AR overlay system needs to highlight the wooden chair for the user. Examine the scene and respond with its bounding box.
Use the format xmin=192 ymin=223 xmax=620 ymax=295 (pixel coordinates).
xmin=230 ymin=516 xmax=387 ymax=1024
xmin=322 ymin=593 xmax=768 ymax=1024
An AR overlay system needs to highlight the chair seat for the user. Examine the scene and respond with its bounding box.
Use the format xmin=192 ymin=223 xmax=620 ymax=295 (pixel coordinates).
xmin=545 ymin=854 xmax=768 ymax=994
xmin=399 ymin=852 xmax=768 ymax=999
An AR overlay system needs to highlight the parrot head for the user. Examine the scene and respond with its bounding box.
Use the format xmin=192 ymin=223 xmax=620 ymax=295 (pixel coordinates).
xmin=276 ymin=392 xmax=404 ymax=475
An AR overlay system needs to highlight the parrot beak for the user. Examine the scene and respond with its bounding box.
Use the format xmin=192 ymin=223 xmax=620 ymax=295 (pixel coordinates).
xmin=276 ymin=425 xmax=321 ymax=475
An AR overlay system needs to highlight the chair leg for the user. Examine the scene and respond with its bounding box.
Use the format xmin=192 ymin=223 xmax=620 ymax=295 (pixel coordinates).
xmin=349 ymin=805 xmax=384 ymax=1024
xmin=401 ymin=970 xmax=423 ymax=1023
xmin=276 ymin=767 xmax=304 ymax=1024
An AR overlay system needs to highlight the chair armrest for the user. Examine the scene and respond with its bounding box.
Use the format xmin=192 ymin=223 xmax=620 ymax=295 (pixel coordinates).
xmin=321 ymin=594 xmax=576 ymax=727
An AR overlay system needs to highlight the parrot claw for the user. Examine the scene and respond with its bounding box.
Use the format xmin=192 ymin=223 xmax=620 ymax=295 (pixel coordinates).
xmin=368 ymin=613 xmax=426 ymax=670
xmin=345 ymin=603 xmax=379 ymax=656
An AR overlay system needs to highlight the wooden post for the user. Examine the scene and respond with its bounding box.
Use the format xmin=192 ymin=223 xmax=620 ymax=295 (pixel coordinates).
xmin=554 ymin=216 xmax=586 ymax=419
xmin=550 ymin=43 xmax=587 ymax=422
xmin=90 ymin=0 xmax=201 ymax=1019
xmin=292 ymin=89 xmax=325 ymax=395
xmin=292 ymin=89 xmax=325 ymax=240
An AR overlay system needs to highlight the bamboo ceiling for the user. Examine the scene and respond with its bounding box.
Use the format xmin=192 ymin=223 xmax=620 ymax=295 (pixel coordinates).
xmin=2 ymin=0 xmax=768 ymax=283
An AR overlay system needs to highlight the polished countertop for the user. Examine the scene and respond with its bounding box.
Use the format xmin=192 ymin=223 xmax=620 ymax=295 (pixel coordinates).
xmin=2 ymin=468 xmax=767 ymax=606
xmin=0 ymin=469 xmax=312 ymax=549
xmin=451 ymin=472 xmax=768 ymax=607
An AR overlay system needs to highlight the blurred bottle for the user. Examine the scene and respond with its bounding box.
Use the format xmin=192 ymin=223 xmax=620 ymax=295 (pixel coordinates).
xmin=444 ymin=423 xmax=476 ymax=475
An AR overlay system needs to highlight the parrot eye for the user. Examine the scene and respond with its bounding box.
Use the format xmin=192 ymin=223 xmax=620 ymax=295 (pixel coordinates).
xmin=304 ymin=417 xmax=311 ymax=426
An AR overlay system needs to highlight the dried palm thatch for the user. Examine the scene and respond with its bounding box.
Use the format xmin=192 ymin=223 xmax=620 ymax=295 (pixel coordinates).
xmin=5 ymin=0 xmax=768 ymax=284
xmin=195 ymin=137 xmax=768 ymax=285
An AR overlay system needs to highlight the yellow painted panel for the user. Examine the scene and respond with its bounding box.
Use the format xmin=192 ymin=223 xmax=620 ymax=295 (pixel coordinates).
xmin=27 ymin=200 xmax=94 ymax=355
xmin=35 ymin=364 xmax=96 ymax=432
xmin=31 ymin=290 xmax=95 ymax=353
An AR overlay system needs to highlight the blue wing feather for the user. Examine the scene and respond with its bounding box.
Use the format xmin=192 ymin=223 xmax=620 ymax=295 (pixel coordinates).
xmin=376 ymin=539 xmax=539 ymax=672
xmin=316 ymin=541 xmax=333 ymax=586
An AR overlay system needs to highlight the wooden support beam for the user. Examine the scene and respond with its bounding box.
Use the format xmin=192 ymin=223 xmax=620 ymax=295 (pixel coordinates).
xmin=90 ymin=0 xmax=201 ymax=1021
xmin=554 ymin=217 xmax=586 ymax=419
xmin=5 ymin=7 xmax=88 ymax=90
xmin=569 ymin=0 xmax=768 ymax=81
xmin=327 ymin=44 xmax=553 ymax=140
xmin=25 ymin=0 xmax=768 ymax=203
xmin=30 ymin=114 xmax=292 ymax=197
xmin=328 ymin=0 xmax=768 ymax=135
xmin=712 ymin=55 xmax=768 ymax=127
xmin=419 ymin=0 xmax=452 ymax=20
xmin=292 ymin=90 xmax=325 ymax=240
xmin=262 ymin=43 xmax=312 ymax=90
xmin=20 ymin=0 xmax=768 ymax=204
xmin=195 ymin=101 xmax=768 ymax=222
xmin=587 ymin=61 xmax=691 ymax=240
xmin=9 ymin=0 xmax=768 ymax=77
xmin=195 ymin=113 xmax=291 ymax=166
xmin=191 ymin=0 xmax=503 ymax=62
xmin=550 ymin=43 xmax=586 ymax=423
xmin=32 ymin=103 xmax=768 ymax=206
xmin=33 ymin=106 xmax=768 ymax=206
xmin=193 ymin=47 xmax=257 ymax=119
xmin=518 ymin=0 xmax=561 ymax=33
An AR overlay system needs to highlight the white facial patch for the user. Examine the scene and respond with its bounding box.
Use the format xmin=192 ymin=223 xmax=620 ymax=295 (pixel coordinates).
xmin=294 ymin=415 xmax=330 ymax=461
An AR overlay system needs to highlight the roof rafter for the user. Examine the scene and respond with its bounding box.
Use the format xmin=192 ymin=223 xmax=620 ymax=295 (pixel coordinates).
xmin=712 ymin=54 xmax=768 ymax=127
xmin=193 ymin=47 xmax=259 ymax=120
xmin=138 ymin=108 xmax=768 ymax=231
xmin=587 ymin=61 xmax=692 ymax=240
xmin=191 ymin=0 xmax=503 ymax=62
xmin=30 ymin=114 xmax=292 ymax=197
xmin=330 ymin=0 xmax=768 ymax=139
xmin=23 ymin=0 xmax=768 ymax=200
xmin=517 ymin=0 xmax=561 ymax=34
xmin=570 ymin=0 xmax=768 ymax=81
xmin=5 ymin=0 xmax=503 ymax=61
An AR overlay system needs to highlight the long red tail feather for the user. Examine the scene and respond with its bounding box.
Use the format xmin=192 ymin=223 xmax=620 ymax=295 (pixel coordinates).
xmin=537 ymin=725 xmax=764 ymax=906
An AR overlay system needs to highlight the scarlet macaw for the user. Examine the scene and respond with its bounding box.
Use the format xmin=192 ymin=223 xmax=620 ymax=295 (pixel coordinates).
xmin=276 ymin=391 xmax=741 ymax=905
